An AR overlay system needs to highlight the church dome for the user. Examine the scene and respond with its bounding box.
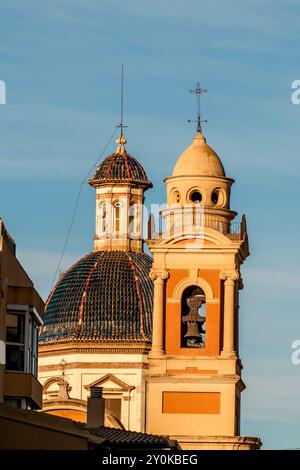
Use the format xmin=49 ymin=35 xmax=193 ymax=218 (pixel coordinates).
xmin=40 ymin=250 xmax=153 ymax=344
xmin=89 ymin=135 xmax=152 ymax=188
xmin=172 ymin=132 xmax=225 ymax=177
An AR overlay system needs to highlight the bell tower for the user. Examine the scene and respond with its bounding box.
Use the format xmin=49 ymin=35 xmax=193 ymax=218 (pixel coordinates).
xmin=145 ymin=88 xmax=261 ymax=450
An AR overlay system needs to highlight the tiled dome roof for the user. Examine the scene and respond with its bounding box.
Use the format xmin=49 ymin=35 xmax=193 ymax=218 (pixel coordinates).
xmin=89 ymin=133 xmax=152 ymax=188
xmin=89 ymin=153 xmax=152 ymax=187
xmin=40 ymin=251 xmax=153 ymax=344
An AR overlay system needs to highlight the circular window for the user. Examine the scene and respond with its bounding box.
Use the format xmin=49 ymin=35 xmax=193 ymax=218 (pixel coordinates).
xmin=190 ymin=191 xmax=202 ymax=204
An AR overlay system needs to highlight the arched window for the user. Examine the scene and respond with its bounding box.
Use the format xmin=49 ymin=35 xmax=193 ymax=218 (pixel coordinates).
xmin=181 ymin=286 xmax=206 ymax=348
xmin=128 ymin=203 xmax=135 ymax=239
xmin=114 ymin=201 xmax=123 ymax=236
xmin=100 ymin=202 xmax=107 ymax=233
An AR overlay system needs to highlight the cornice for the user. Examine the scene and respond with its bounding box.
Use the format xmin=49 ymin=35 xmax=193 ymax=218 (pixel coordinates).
xmin=39 ymin=361 xmax=149 ymax=371
xmin=39 ymin=342 xmax=151 ymax=357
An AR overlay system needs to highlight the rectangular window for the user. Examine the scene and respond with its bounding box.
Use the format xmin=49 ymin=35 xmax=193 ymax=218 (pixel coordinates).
xmin=105 ymin=398 xmax=122 ymax=421
xmin=100 ymin=203 xmax=107 ymax=233
xmin=4 ymin=397 xmax=23 ymax=409
xmin=5 ymin=310 xmax=25 ymax=372
xmin=4 ymin=397 xmax=32 ymax=410
xmin=115 ymin=205 xmax=121 ymax=234
xmin=5 ymin=306 xmax=42 ymax=376
xmin=6 ymin=312 xmax=25 ymax=343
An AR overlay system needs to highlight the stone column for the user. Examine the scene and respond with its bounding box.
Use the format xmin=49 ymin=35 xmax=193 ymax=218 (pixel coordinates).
xmin=149 ymin=270 xmax=169 ymax=358
xmin=220 ymin=271 xmax=239 ymax=357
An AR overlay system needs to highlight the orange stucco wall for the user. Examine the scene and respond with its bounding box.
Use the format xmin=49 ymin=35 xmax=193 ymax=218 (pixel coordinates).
xmin=162 ymin=391 xmax=220 ymax=414
xmin=166 ymin=269 xmax=189 ymax=297
xmin=165 ymin=269 xmax=221 ymax=356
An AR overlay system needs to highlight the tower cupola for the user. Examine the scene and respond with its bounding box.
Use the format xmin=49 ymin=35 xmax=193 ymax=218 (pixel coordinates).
xmin=164 ymin=129 xmax=236 ymax=234
xmin=89 ymin=132 xmax=152 ymax=252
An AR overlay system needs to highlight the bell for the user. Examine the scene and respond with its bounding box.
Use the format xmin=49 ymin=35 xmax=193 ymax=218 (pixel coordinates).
xmin=184 ymin=321 xmax=201 ymax=339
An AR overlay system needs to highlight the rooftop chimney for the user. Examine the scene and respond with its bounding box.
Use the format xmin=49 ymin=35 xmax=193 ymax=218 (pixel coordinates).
xmin=87 ymin=386 xmax=105 ymax=427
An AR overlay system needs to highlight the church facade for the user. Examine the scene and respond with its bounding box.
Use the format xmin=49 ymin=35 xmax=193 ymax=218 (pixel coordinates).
xmin=38 ymin=120 xmax=261 ymax=449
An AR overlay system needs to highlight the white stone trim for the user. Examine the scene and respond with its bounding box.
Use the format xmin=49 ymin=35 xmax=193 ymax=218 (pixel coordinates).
xmin=167 ymin=299 xmax=180 ymax=304
xmin=7 ymin=303 xmax=28 ymax=311
xmin=206 ymin=298 xmax=220 ymax=304
xmin=0 ymin=340 xmax=5 ymax=365
xmin=31 ymin=307 xmax=43 ymax=326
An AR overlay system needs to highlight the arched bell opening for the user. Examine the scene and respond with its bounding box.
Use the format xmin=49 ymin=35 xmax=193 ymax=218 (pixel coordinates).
xmin=181 ymin=285 xmax=206 ymax=349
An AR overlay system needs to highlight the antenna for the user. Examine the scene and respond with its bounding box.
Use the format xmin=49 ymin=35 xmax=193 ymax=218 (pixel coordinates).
xmin=117 ymin=64 xmax=127 ymax=135
xmin=188 ymin=81 xmax=208 ymax=133
xmin=121 ymin=63 xmax=124 ymax=129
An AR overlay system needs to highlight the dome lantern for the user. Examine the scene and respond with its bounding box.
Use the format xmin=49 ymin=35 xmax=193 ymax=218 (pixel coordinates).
xmin=88 ymin=131 xmax=152 ymax=253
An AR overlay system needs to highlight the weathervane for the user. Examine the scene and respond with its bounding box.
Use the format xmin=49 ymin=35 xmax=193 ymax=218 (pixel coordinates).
xmin=188 ymin=81 xmax=208 ymax=133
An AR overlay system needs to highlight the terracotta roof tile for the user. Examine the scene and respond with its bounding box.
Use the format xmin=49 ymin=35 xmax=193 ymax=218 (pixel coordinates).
xmin=89 ymin=153 xmax=152 ymax=188
xmin=39 ymin=251 xmax=153 ymax=344
xmin=77 ymin=424 xmax=179 ymax=449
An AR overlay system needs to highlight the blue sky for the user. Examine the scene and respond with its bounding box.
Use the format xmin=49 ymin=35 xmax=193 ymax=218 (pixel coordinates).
xmin=1 ymin=0 xmax=300 ymax=449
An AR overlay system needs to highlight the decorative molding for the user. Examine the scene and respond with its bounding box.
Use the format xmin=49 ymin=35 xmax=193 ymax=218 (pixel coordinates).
xmin=220 ymin=270 xmax=240 ymax=282
xmin=167 ymin=298 xmax=180 ymax=304
xmin=42 ymin=376 xmax=68 ymax=389
xmin=39 ymin=344 xmax=151 ymax=357
xmin=149 ymin=269 xmax=169 ymax=281
xmin=172 ymin=276 xmax=214 ymax=301
xmin=39 ymin=361 xmax=149 ymax=372
xmin=146 ymin=374 xmax=244 ymax=388
xmin=84 ymin=373 xmax=135 ymax=392
xmin=206 ymin=298 xmax=220 ymax=305
xmin=42 ymin=397 xmax=86 ymax=410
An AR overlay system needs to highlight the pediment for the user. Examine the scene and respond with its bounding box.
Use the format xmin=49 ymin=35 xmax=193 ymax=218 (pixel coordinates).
xmin=84 ymin=373 xmax=135 ymax=392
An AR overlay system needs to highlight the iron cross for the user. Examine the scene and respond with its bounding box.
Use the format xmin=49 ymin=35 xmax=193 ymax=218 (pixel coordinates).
xmin=188 ymin=81 xmax=208 ymax=133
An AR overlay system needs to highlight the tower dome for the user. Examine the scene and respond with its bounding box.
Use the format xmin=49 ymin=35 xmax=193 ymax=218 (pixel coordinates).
xmin=89 ymin=134 xmax=152 ymax=188
xmin=40 ymin=250 xmax=153 ymax=344
xmin=172 ymin=131 xmax=225 ymax=177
